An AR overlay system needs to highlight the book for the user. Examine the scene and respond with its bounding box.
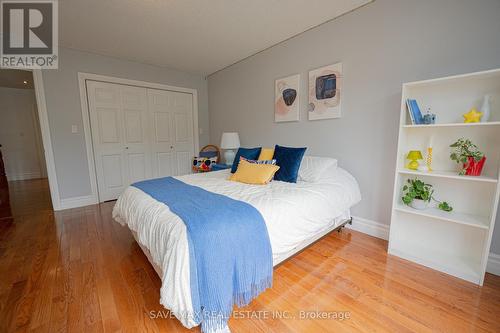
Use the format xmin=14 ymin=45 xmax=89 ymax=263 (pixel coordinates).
xmin=409 ymin=99 xmax=423 ymax=124
xmin=406 ymin=99 xmax=415 ymax=124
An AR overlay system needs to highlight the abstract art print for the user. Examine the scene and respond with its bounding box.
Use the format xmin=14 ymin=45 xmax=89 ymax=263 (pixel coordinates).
xmin=275 ymin=74 xmax=300 ymax=122
xmin=308 ymin=62 xmax=342 ymax=120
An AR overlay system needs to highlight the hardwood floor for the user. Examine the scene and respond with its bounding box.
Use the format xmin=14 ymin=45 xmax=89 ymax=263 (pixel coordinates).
xmin=7 ymin=178 xmax=52 ymax=216
xmin=1 ymin=179 xmax=499 ymax=332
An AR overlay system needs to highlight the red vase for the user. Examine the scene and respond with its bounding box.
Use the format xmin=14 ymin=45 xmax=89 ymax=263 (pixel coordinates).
xmin=464 ymin=156 xmax=486 ymax=176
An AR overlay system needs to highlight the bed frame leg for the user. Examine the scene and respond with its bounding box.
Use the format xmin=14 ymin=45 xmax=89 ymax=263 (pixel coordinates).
xmin=337 ymin=218 xmax=353 ymax=233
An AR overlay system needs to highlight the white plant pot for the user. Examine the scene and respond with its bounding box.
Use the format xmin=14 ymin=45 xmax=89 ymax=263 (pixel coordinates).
xmin=410 ymin=199 xmax=429 ymax=210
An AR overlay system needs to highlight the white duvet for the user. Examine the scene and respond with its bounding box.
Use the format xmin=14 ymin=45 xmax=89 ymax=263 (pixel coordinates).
xmin=112 ymin=167 xmax=360 ymax=329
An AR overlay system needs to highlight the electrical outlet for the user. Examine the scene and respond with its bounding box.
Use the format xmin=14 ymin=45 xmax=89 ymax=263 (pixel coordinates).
xmin=71 ymin=125 xmax=78 ymax=133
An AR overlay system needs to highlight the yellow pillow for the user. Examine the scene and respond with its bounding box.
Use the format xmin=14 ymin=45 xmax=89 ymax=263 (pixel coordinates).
xmin=258 ymin=148 xmax=274 ymax=160
xmin=229 ymin=160 xmax=280 ymax=185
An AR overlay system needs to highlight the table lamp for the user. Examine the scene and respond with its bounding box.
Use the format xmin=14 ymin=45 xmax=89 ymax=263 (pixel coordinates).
xmin=220 ymin=132 xmax=240 ymax=165
xmin=406 ymin=150 xmax=423 ymax=170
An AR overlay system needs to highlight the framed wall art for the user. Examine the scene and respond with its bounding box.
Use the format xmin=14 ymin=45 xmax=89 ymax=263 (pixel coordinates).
xmin=275 ymin=74 xmax=300 ymax=122
xmin=308 ymin=62 xmax=342 ymax=120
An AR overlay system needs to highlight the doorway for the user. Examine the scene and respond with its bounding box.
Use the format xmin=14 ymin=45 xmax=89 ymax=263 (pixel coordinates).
xmin=0 ymin=69 xmax=52 ymax=215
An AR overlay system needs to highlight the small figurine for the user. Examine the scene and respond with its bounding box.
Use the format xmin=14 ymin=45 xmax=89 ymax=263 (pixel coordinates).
xmin=423 ymin=108 xmax=436 ymax=124
xmin=463 ymin=108 xmax=483 ymax=123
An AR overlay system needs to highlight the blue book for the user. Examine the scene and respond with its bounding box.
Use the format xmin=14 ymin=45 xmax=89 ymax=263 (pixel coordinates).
xmin=409 ymin=99 xmax=423 ymax=124
xmin=406 ymin=99 xmax=415 ymax=124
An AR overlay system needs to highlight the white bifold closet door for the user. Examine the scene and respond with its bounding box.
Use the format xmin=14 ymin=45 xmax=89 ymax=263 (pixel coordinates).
xmin=147 ymin=89 xmax=194 ymax=179
xmin=86 ymin=81 xmax=194 ymax=202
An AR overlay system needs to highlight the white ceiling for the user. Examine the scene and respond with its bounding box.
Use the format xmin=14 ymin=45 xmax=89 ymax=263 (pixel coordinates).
xmin=60 ymin=0 xmax=370 ymax=75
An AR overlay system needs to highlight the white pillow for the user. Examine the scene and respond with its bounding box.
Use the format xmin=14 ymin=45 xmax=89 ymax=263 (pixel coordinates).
xmin=298 ymin=156 xmax=338 ymax=182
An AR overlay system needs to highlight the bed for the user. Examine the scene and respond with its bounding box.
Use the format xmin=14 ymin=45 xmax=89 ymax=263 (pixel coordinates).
xmin=112 ymin=160 xmax=360 ymax=332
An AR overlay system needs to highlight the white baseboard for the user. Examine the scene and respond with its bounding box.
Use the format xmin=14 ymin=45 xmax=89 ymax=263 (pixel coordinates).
xmin=59 ymin=194 xmax=97 ymax=210
xmin=347 ymin=215 xmax=390 ymax=240
xmin=7 ymin=171 xmax=42 ymax=181
xmin=347 ymin=215 xmax=499 ymax=277
xmin=487 ymin=253 xmax=500 ymax=276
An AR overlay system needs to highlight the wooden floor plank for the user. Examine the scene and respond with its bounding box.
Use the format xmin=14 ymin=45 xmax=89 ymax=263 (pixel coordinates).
xmin=0 ymin=179 xmax=499 ymax=332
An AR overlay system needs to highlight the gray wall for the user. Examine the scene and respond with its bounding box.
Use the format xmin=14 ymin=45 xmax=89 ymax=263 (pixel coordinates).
xmin=0 ymin=87 xmax=46 ymax=180
xmin=42 ymin=48 xmax=209 ymax=199
xmin=207 ymin=0 xmax=500 ymax=253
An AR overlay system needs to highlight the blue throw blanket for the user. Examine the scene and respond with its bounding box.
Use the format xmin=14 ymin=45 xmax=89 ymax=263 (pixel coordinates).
xmin=132 ymin=177 xmax=273 ymax=332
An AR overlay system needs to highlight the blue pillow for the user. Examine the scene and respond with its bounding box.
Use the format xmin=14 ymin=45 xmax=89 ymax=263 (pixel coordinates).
xmin=273 ymin=145 xmax=307 ymax=183
xmin=231 ymin=147 xmax=262 ymax=173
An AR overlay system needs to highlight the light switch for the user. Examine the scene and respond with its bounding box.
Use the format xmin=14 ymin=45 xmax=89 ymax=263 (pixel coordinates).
xmin=71 ymin=125 xmax=78 ymax=133
xmin=199 ymin=128 xmax=204 ymax=135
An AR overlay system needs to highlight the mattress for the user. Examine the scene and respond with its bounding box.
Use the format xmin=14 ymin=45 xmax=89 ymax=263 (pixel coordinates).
xmin=112 ymin=166 xmax=361 ymax=329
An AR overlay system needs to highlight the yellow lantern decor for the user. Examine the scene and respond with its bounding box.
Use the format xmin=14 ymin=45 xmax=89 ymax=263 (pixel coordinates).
xmin=426 ymin=147 xmax=433 ymax=171
xmin=418 ymin=136 xmax=433 ymax=172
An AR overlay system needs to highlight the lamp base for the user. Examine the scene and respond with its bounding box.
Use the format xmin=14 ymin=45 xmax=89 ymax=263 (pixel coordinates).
xmin=224 ymin=150 xmax=236 ymax=166
xmin=407 ymin=160 xmax=419 ymax=170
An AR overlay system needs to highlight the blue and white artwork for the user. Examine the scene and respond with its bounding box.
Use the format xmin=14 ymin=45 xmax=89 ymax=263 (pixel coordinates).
xmin=308 ymin=62 xmax=342 ymax=120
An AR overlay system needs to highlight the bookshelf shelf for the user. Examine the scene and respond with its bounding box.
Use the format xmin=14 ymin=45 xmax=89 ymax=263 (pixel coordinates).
xmin=394 ymin=204 xmax=489 ymax=230
xmin=397 ymin=169 xmax=498 ymax=184
xmin=388 ymin=247 xmax=481 ymax=284
xmin=403 ymin=121 xmax=500 ymax=128
xmin=389 ymin=68 xmax=500 ymax=286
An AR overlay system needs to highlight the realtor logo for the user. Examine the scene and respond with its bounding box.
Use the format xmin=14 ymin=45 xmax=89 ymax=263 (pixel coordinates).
xmin=1 ymin=0 xmax=58 ymax=68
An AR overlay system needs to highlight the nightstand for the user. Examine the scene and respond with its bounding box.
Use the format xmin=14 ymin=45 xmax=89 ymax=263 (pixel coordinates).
xmin=211 ymin=164 xmax=231 ymax=171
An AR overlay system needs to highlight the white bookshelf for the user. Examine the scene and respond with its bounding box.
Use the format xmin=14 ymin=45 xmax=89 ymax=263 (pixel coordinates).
xmin=388 ymin=68 xmax=500 ymax=285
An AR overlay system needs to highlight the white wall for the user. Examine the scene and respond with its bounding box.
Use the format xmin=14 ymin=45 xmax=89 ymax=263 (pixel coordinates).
xmin=0 ymin=87 xmax=46 ymax=181
xmin=207 ymin=0 xmax=500 ymax=253
xmin=41 ymin=48 xmax=209 ymax=200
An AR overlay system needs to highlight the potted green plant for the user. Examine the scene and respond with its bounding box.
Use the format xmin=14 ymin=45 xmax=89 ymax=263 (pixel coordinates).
xmin=449 ymin=138 xmax=486 ymax=176
xmin=402 ymin=178 xmax=453 ymax=211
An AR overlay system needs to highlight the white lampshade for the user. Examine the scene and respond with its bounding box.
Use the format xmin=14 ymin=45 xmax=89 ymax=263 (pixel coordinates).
xmin=220 ymin=132 xmax=240 ymax=150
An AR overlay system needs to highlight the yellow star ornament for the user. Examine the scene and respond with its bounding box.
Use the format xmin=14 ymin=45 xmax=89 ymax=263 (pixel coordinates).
xmin=463 ymin=108 xmax=483 ymax=123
